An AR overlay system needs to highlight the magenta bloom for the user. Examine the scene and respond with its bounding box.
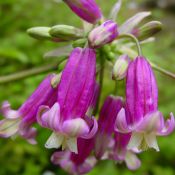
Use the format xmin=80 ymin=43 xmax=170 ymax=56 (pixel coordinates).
xmin=63 ymin=0 xmax=102 ymax=24
xmin=0 ymin=74 xmax=57 ymax=144
xmin=110 ymin=132 xmax=141 ymax=170
xmin=115 ymin=56 xmax=175 ymax=151
xmin=51 ymin=138 xmax=96 ymax=175
xmin=37 ymin=48 xmax=98 ymax=153
xmin=88 ymin=20 xmax=118 ymax=48
xmin=94 ymin=95 xmax=123 ymax=159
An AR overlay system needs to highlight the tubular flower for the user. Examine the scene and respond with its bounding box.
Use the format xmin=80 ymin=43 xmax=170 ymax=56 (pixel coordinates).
xmin=88 ymin=20 xmax=118 ymax=48
xmin=63 ymin=0 xmax=102 ymax=24
xmin=115 ymin=56 xmax=175 ymax=151
xmin=110 ymin=132 xmax=141 ymax=170
xmin=37 ymin=48 xmax=98 ymax=153
xmin=0 ymin=74 xmax=58 ymax=144
xmin=51 ymin=138 xmax=96 ymax=175
xmin=94 ymin=95 xmax=123 ymax=159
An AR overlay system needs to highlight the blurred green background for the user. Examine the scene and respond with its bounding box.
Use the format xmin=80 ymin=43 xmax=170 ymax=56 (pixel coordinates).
xmin=0 ymin=0 xmax=175 ymax=175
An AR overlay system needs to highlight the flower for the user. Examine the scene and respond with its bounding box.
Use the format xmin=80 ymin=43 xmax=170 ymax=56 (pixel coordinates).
xmin=63 ymin=0 xmax=102 ymax=24
xmin=94 ymin=95 xmax=123 ymax=159
xmin=115 ymin=56 xmax=175 ymax=151
xmin=0 ymin=74 xmax=58 ymax=144
xmin=51 ymin=138 xmax=96 ymax=175
xmin=37 ymin=48 xmax=98 ymax=153
xmin=88 ymin=20 xmax=118 ymax=48
xmin=110 ymin=132 xmax=141 ymax=170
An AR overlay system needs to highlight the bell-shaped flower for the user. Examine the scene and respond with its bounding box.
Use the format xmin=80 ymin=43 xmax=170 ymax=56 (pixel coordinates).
xmin=115 ymin=56 xmax=175 ymax=151
xmin=51 ymin=138 xmax=96 ymax=175
xmin=37 ymin=48 xmax=98 ymax=153
xmin=0 ymin=74 xmax=58 ymax=144
xmin=109 ymin=132 xmax=141 ymax=170
xmin=63 ymin=0 xmax=102 ymax=24
xmin=94 ymin=95 xmax=123 ymax=159
xmin=88 ymin=20 xmax=118 ymax=48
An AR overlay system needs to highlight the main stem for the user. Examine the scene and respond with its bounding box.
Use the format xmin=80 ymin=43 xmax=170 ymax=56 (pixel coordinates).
xmin=0 ymin=59 xmax=65 ymax=84
xmin=118 ymin=33 xmax=142 ymax=56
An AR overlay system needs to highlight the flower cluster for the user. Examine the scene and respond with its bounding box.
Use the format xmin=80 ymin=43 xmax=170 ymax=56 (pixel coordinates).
xmin=1 ymin=0 xmax=175 ymax=174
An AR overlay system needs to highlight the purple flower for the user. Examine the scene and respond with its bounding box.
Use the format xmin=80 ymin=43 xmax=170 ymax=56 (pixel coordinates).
xmin=51 ymin=138 xmax=96 ymax=175
xmin=110 ymin=132 xmax=141 ymax=170
xmin=37 ymin=48 xmax=98 ymax=153
xmin=94 ymin=95 xmax=123 ymax=159
xmin=115 ymin=56 xmax=175 ymax=151
xmin=0 ymin=74 xmax=58 ymax=144
xmin=88 ymin=20 xmax=118 ymax=48
xmin=63 ymin=0 xmax=102 ymax=24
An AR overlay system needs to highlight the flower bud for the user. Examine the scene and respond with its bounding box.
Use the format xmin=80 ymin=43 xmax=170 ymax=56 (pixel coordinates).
xmin=63 ymin=0 xmax=102 ymax=24
xmin=49 ymin=25 xmax=84 ymax=41
xmin=27 ymin=27 xmax=52 ymax=40
xmin=137 ymin=21 xmax=162 ymax=40
xmin=88 ymin=20 xmax=118 ymax=48
xmin=112 ymin=54 xmax=130 ymax=80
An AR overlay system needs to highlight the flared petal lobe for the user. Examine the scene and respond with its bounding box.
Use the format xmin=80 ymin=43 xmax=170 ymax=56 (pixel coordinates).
xmin=63 ymin=0 xmax=102 ymax=24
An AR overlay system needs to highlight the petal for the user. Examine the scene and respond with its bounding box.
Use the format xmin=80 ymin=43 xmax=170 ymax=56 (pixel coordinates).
xmin=145 ymin=133 xmax=159 ymax=151
xmin=119 ymin=11 xmax=151 ymax=34
xmin=109 ymin=0 xmax=122 ymax=21
xmin=114 ymin=108 xmax=131 ymax=133
xmin=127 ymin=132 xmax=143 ymax=150
xmin=1 ymin=101 xmax=20 ymax=119
xmin=0 ymin=118 xmax=20 ymax=138
xmin=78 ymin=156 xmax=97 ymax=174
xmin=125 ymin=151 xmax=141 ymax=170
xmin=66 ymin=137 xmax=78 ymax=154
xmin=81 ymin=116 xmax=98 ymax=139
xmin=19 ymin=125 xmax=37 ymax=145
xmin=135 ymin=111 xmax=161 ymax=133
xmin=45 ymin=132 xmax=64 ymax=149
xmin=37 ymin=103 xmax=61 ymax=131
xmin=157 ymin=112 xmax=175 ymax=136
xmin=62 ymin=118 xmax=89 ymax=137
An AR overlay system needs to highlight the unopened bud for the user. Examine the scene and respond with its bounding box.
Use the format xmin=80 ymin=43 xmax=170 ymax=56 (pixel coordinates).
xmin=72 ymin=38 xmax=87 ymax=48
xmin=88 ymin=20 xmax=118 ymax=48
xmin=137 ymin=21 xmax=162 ymax=40
xmin=49 ymin=25 xmax=84 ymax=41
xmin=112 ymin=54 xmax=130 ymax=80
xmin=27 ymin=27 xmax=52 ymax=40
xmin=51 ymin=74 xmax=62 ymax=88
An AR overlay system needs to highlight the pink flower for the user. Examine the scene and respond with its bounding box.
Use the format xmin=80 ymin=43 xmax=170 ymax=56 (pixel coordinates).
xmin=37 ymin=48 xmax=98 ymax=153
xmin=115 ymin=56 xmax=175 ymax=151
xmin=0 ymin=74 xmax=57 ymax=144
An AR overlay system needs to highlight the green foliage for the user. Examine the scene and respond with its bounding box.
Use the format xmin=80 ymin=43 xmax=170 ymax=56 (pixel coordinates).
xmin=0 ymin=0 xmax=175 ymax=175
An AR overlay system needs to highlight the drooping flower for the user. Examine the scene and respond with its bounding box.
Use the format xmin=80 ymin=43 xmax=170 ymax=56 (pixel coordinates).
xmin=94 ymin=95 xmax=123 ymax=159
xmin=51 ymin=138 xmax=96 ymax=175
xmin=88 ymin=20 xmax=118 ymax=48
xmin=109 ymin=132 xmax=141 ymax=170
xmin=115 ymin=56 xmax=175 ymax=151
xmin=63 ymin=0 xmax=102 ymax=24
xmin=0 ymin=74 xmax=58 ymax=144
xmin=37 ymin=48 xmax=98 ymax=153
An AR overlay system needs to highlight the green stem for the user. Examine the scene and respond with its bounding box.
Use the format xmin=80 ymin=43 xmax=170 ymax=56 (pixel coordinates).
xmin=0 ymin=59 xmax=66 ymax=84
xmin=118 ymin=33 xmax=142 ymax=56
xmin=150 ymin=61 xmax=175 ymax=79
xmin=94 ymin=55 xmax=105 ymax=114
